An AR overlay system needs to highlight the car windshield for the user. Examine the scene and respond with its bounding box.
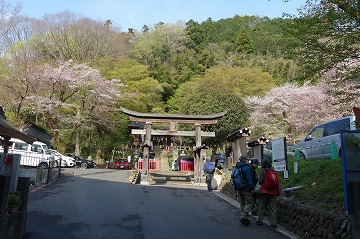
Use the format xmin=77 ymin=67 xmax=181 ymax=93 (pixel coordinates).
xmin=42 ymin=144 xmax=51 ymax=154
xmin=178 ymin=156 xmax=194 ymax=161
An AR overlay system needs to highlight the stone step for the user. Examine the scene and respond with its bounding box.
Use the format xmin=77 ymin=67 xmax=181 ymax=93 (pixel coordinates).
xmin=148 ymin=171 xmax=193 ymax=186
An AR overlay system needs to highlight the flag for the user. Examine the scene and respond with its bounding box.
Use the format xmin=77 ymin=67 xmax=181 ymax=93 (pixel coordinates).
xmin=331 ymin=139 xmax=338 ymax=160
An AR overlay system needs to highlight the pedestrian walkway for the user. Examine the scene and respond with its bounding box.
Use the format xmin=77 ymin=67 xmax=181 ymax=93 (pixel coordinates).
xmin=148 ymin=170 xmax=299 ymax=239
xmin=212 ymin=191 xmax=299 ymax=239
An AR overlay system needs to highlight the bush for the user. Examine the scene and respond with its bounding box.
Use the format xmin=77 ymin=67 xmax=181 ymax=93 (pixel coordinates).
xmin=8 ymin=193 xmax=22 ymax=207
xmin=279 ymin=156 xmax=344 ymax=213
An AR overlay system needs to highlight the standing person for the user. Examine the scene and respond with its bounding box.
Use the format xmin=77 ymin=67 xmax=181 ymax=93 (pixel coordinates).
xmin=256 ymin=157 xmax=280 ymax=228
xmin=232 ymin=156 xmax=254 ymax=226
xmin=203 ymin=157 xmax=215 ymax=192
xmin=249 ymin=158 xmax=259 ymax=215
xmin=214 ymin=155 xmax=219 ymax=168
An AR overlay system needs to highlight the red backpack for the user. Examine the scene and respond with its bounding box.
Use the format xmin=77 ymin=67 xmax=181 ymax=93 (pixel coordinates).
xmin=262 ymin=170 xmax=279 ymax=191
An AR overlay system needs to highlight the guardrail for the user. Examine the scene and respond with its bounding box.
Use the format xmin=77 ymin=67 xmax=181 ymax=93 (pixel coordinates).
xmin=18 ymin=159 xmax=62 ymax=185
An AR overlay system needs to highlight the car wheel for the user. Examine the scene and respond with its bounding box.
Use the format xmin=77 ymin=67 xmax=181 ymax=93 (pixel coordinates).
xmin=300 ymin=152 xmax=306 ymax=160
xmin=80 ymin=162 xmax=88 ymax=169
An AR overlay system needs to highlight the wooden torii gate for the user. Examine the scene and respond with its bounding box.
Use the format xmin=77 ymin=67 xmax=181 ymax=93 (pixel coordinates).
xmin=120 ymin=107 xmax=226 ymax=185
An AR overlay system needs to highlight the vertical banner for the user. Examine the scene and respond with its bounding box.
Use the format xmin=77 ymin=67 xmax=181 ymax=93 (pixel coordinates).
xmin=272 ymin=137 xmax=287 ymax=171
xmin=0 ymin=153 xmax=21 ymax=192
xmin=340 ymin=131 xmax=360 ymax=215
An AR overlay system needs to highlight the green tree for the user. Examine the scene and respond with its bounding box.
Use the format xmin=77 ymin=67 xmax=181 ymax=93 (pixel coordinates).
xmin=167 ymin=77 xmax=250 ymax=153
xmin=93 ymin=58 xmax=166 ymax=113
xmin=289 ymin=0 xmax=360 ymax=80
xmin=131 ymin=22 xmax=189 ymax=70
xmin=236 ymin=27 xmax=254 ymax=54
xmin=203 ymin=66 xmax=277 ymax=97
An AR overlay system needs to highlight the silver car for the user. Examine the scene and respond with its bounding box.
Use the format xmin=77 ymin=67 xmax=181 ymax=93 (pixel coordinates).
xmin=296 ymin=116 xmax=357 ymax=159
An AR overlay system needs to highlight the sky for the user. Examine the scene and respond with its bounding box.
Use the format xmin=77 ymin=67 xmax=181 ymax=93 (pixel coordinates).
xmin=16 ymin=0 xmax=307 ymax=31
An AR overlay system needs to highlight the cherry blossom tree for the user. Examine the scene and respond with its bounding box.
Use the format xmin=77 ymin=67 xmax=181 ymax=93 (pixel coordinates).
xmin=321 ymin=59 xmax=360 ymax=116
xmin=245 ymin=82 xmax=341 ymax=142
xmin=1 ymin=59 xmax=122 ymax=152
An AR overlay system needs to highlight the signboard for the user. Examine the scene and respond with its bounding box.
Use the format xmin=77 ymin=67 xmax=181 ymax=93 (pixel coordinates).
xmin=271 ymin=137 xmax=287 ymax=172
xmin=341 ymin=130 xmax=360 ymax=214
xmin=0 ymin=153 xmax=21 ymax=192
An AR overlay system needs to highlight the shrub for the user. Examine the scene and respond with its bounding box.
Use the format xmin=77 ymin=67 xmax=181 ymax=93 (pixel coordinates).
xmin=8 ymin=194 xmax=22 ymax=207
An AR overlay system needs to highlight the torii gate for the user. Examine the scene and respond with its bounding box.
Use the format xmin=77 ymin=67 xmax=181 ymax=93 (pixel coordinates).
xmin=120 ymin=107 xmax=226 ymax=185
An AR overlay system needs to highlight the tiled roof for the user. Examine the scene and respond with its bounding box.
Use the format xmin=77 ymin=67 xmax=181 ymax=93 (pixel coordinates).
xmin=0 ymin=114 xmax=36 ymax=144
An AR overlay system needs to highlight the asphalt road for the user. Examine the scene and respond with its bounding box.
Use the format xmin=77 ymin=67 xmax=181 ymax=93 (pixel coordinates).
xmin=24 ymin=168 xmax=290 ymax=239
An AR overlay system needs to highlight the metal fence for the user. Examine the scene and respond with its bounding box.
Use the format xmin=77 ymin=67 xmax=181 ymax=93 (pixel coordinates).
xmin=19 ymin=159 xmax=62 ymax=186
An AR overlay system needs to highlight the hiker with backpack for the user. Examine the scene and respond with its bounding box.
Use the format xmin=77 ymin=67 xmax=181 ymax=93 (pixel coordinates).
xmin=231 ymin=155 xmax=254 ymax=226
xmin=203 ymin=156 xmax=215 ymax=192
xmin=256 ymin=157 xmax=280 ymax=228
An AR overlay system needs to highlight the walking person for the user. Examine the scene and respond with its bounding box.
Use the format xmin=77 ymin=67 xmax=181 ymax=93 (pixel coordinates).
xmin=203 ymin=156 xmax=215 ymax=192
xmin=231 ymin=155 xmax=254 ymax=226
xmin=256 ymin=157 xmax=280 ymax=228
xmin=249 ymin=158 xmax=259 ymax=215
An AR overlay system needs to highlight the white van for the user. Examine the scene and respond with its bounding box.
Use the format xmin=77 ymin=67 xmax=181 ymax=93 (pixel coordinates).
xmin=295 ymin=116 xmax=357 ymax=159
xmin=6 ymin=138 xmax=56 ymax=168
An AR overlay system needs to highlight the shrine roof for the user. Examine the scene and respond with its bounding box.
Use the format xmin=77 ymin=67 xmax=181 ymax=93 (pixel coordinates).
xmin=120 ymin=107 xmax=226 ymax=124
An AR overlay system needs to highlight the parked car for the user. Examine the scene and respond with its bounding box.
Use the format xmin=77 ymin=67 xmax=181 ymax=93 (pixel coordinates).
xmin=64 ymin=153 xmax=96 ymax=169
xmin=296 ymin=116 xmax=357 ymax=159
xmin=215 ymin=153 xmax=226 ymax=169
xmin=139 ymin=152 xmax=155 ymax=161
xmin=114 ymin=159 xmax=130 ymax=169
xmin=79 ymin=160 xmax=96 ymax=169
xmin=2 ymin=138 xmax=56 ymax=168
xmin=64 ymin=153 xmax=82 ymax=166
xmin=49 ymin=149 xmax=75 ymax=167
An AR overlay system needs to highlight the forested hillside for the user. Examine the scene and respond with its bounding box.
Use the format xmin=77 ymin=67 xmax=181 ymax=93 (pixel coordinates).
xmin=0 ymin=0 xmax=359 ymax=161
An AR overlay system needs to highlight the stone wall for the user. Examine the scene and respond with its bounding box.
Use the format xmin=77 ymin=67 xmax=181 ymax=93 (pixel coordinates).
xmin=0 ymin=176 xmax=29 ymax=239
xmin=219 ymin=180 xmax=352 ymax=239
xmin=277 ymin=199 xmax=352 ymax=239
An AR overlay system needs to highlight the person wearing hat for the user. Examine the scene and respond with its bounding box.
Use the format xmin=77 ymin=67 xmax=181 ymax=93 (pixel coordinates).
xmin=249 ymin=159 xmax=259 ymax=216
xmin=235 ymin=155 xmax=254 ymax=226
xmin=256 ymin=157 xmax=280 ymax=228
